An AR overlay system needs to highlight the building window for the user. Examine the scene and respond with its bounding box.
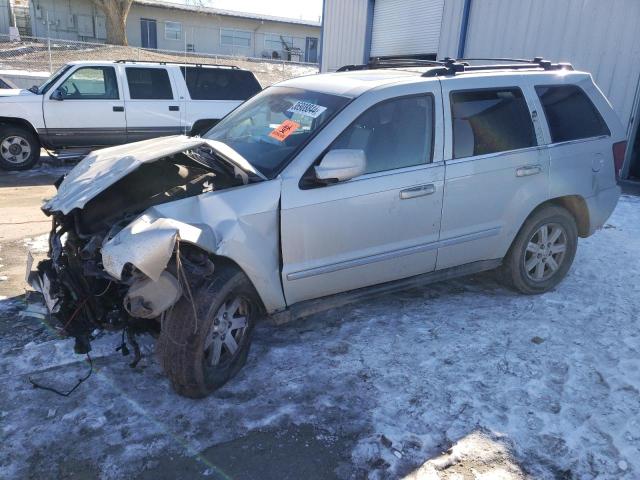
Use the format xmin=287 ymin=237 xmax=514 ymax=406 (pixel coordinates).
xmin=265 ymin=33 xmax=293 ymax=57
xmin=220 ymin=29 xmax=251 ymax=47
xmin=165 ymin=21 xmax=181 ymax=41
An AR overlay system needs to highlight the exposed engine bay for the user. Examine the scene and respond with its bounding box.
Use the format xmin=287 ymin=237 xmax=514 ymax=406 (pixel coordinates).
xmin=30 ymin=143 xmax=249 ymax=357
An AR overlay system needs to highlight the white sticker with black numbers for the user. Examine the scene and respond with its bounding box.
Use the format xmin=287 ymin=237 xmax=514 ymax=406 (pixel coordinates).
xmin=287 ymin=101 xmax=327 ymax=119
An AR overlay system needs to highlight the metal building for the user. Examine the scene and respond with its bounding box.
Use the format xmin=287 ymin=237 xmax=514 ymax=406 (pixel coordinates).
xmin=320 ymin=0 xmax=640 ymax=181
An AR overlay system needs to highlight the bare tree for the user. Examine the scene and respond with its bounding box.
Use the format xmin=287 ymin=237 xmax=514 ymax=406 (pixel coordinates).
xmin=89 ymin=0 xmax=134 ymax=45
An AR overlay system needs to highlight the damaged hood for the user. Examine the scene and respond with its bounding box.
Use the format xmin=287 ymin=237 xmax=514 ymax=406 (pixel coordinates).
xmin=44 ymin=135 xmax=265 ymax=214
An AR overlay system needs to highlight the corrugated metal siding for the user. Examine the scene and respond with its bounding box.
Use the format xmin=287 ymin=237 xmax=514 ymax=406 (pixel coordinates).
xmin=463 ymin=0 xmax=640 ymax=130
xmin=321 ymin=0 xmax=369 ymax=72
xmin=437 ymin=0 xmax=465 ymax=59
xmin=370 ymin=0 xmax=444 ymax=57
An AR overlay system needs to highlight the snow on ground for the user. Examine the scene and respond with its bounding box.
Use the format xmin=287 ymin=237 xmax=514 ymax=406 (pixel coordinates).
xmin=1 ymin=195 xmax=639 ymax=479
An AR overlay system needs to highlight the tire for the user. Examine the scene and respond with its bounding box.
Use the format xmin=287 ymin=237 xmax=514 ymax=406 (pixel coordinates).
xmin=158 ymin=264 xmax=260 ymax=398
xmin=0 ymin=124 xmax=40 ymax=171
xmin=502 ymin=205 xmax=578 ymax=294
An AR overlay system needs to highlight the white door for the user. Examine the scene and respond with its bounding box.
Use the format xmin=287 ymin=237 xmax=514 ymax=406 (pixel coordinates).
xmin=122 ymin=66 xmax=182 ymax=142
xmin=42 ymin=65 xmax=126 ymax=148
xmin=370 ymin=0 xmax=444 ymax=58
xmin=437 ymin=77 xmax=550 ymax=270
xmin=281 ymin=91 xmax=445 ymax=305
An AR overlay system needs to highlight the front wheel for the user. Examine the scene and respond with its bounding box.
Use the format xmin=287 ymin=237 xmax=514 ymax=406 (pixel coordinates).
xmin=0 ymin=125 xmax=40 ymax=171
xmin=502 ymin=205 xmax=578 ymax=294
xmin=158 ymin=265 xmax=260 ymax=398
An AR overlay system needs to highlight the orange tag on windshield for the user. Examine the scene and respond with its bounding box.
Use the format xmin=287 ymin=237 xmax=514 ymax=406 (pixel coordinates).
xmin=269 ymin=119 xmax=300 ymax=142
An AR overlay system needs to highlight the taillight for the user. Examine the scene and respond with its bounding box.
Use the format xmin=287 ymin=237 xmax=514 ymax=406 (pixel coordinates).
xmin=612 ymin=141 xmax=627 ymax=178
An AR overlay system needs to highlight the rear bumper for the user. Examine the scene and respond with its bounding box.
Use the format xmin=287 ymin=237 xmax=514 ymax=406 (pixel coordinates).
xmin=586 ymin=185 xmax=621 ymax=235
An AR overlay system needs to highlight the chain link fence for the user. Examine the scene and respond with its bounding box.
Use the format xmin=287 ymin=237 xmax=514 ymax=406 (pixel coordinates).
xmin=0 ymin=34 xmax=318 ymax=86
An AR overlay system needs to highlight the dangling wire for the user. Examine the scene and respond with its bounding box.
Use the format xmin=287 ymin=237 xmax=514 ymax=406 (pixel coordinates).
xmin=28 ymin=354 xmax=93 ymax=397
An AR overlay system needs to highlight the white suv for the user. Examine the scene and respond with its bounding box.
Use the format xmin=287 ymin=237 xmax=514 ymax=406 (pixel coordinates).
xmin=0 ymin=60 xmax=261 ymax=170
xmin=29 ymin=58 xmax=624 ymax=397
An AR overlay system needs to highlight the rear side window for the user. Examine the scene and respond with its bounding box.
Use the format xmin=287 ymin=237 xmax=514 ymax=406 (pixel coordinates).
xmin=535 ymin=85 xmax=610 ymax=143
xmin=126 ymin=68 xmax=173 ymax=100
xmin=180 ymin=67 xmax=261 ymax=100
xmin=451 ymin=88 xmax=536 ymax=159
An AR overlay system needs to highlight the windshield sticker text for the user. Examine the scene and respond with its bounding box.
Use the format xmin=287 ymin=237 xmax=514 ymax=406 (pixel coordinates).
xmin=287 ymin=101 xmax=327 ymax=119
xmin=269 ymin=120 xmax=300 ymax=142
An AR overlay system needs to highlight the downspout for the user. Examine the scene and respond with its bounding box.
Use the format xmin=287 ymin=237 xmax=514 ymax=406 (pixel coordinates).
xmin=457 ymin=0 xmax=472 ymax=59
xmin=318 ymin=0 xmax=326 ymax=70
xmin=363 ymin=0 xmax=375 ymax=63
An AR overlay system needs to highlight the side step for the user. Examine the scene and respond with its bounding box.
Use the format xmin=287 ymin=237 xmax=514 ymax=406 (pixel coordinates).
xmin=269 ymin=259 xmax=502 ymax=325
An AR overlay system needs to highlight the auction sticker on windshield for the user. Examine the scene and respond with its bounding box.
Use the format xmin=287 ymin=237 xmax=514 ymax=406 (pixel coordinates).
xmin=287 ymin=101 xmax=327 ymax=119
xmin=269 ymin=119 xmax=300 ymax=142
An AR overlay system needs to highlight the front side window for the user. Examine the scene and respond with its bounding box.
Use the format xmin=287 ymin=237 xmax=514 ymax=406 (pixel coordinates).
xmin=536 ymin=85 xmax=610 ymax=143
xmin=204 ymin=86 xmax=350 ymax=178
xmin=221 ymin=29 xmax=252 ymax=47
xmin=181 ymin=67 xmax=261 ymax=100
xmin=451 ymin=88 xmax=536 ymax=159
xmin=56 ymin=66 xmax=119 ymax=100
xmin=329 ymin=95 xmax=434 ymax=175
xmin=125 ymin=68 xmax=173 ymax=100
xmin=165 ymin=21 xmax=181 ymax=40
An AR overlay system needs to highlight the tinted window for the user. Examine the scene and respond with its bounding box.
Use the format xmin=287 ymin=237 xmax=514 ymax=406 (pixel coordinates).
xmin=57 ymin=67 xmax=119 ymax=100
xmin=126 ymin=68 xmax=173 ymax=100
xmin=451 ymin=88 xmax=536 ymax=159
xmin=181 ymin=67 xmax=261 ymax=100
xmin=536 ymin=85 xmax=610 ymax=143
xmin=330 ymin=96 xmax=434 ymax=174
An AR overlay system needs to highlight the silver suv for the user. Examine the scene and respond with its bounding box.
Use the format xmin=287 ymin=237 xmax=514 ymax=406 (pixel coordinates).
xmin=30 ymin=58 xmax=624 ymax=397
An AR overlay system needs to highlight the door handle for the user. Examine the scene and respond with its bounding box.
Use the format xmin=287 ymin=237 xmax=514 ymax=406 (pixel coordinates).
xmin=400 ymin=183 xmax=436 ymax=200
xmin=169 ymin=105 xmax=180 ymax=111
xmin=516 ymin=164 xmax=542 ymax=177
xmin=113 ymin=106 xmax=124 ymax=112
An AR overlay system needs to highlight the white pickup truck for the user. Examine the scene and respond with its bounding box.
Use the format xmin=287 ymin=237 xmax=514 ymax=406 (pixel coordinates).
xmin=0 ymin=60 xmax=262 ymax=170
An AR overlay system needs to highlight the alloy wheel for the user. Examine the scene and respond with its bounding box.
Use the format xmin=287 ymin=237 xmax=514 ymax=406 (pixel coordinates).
xmin=203 ymin=296 xmax=250 ymax=367
xmin=524 ymin=222 xmax=568 ymax=282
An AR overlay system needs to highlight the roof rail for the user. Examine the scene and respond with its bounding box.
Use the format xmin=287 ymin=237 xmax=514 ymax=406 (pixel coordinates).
xmin=422 ymin=57 xmax=574 ymax=77
xmin=337 ymin=57 xmax=446 ymax=72
xmin=114 ymin=59 xmax=239 ymax=69
xmin=336 ymin=56 xmax=573 ymax=77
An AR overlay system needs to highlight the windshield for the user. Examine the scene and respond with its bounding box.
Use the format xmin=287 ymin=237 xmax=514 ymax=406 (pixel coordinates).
xmin=31 ymin=65 xmax=72 ymax=94
xmin=204 ymin=86 xmax=350 ymax=178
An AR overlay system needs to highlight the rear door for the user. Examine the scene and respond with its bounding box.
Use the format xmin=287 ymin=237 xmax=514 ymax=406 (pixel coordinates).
xmin=122 ymin=66 xmax=182 ymax=142
xmin=42 ymin=65 xmax=126 ymax=147
xmin=437 ymin=76 xmax=550 ymax=270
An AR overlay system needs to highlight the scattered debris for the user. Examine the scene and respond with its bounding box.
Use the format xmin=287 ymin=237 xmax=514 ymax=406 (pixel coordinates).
xmin=531 ymin=336 xmax=545 ymax=344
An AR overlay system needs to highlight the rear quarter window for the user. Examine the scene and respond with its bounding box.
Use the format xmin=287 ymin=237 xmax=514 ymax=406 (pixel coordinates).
xmin=181 ymin=67 xmax=261 ymax=100
xmin=126 ymin=67 xmax=173 ymax=100
xmin=535 ymin=85 xmax=610 ymax=143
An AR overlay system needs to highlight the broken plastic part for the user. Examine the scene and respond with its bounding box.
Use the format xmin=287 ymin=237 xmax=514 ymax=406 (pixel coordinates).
xmin=124 ymin=271 xmax=182 ymax=319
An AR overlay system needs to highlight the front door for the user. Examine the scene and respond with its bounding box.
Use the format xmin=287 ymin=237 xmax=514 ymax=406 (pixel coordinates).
xmin=437 ymin=78 xmax=550 ymax=270
xmin=42 ymin=65 xmax=126 ymax=148
xmin=140 ymin=18 xmax=157 ymax=49
xmin=281 ymin=91 xmax=445 ymax=305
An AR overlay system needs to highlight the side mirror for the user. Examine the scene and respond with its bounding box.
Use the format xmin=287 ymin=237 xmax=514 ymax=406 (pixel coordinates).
xmin=314 ymin=149 xmax=366 ymax=184
xmin=50 ymin=89 xmax=64 ymax=101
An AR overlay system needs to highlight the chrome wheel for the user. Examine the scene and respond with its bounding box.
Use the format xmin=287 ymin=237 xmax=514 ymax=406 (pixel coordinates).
xmin=203 ymin=296 xmax=249 ymax=367
xmin=1 ymin=135 xmax=31 ymax=165
xmin=524 ymin=222 xmax=567 ymax=282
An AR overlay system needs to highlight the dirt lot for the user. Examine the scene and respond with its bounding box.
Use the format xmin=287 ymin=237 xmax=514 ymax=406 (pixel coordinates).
xmin=1 ymin=156 xmax=639 ymax=479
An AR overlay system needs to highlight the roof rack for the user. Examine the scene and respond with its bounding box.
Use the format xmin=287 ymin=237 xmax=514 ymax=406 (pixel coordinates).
xmin=114 ymin=59 xmax=239 ymax=69
xmin=336 ymin=56 xmax=573 ymax=77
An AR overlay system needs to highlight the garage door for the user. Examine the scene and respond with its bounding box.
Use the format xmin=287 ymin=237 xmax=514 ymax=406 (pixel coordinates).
xmin=370 ymin=0 xmax=444 ymax=58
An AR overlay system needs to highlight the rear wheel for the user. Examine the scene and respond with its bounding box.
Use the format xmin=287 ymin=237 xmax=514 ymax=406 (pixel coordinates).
xmin=502 ymin=205 xmax=578 ymax=294
xmin=0 ymin=125 xmax=40 ymax=171
xmin=158 ymin=265 xmax=260 ymax=398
